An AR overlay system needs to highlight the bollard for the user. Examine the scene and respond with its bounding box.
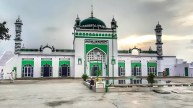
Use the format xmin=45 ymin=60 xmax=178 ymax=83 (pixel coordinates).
xmin=105 ymin=85 xmax=109 ymax=92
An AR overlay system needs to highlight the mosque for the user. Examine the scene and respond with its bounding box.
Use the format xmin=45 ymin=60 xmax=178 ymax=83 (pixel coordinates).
xmin=0 ymin=9 xmax=193 ymax=84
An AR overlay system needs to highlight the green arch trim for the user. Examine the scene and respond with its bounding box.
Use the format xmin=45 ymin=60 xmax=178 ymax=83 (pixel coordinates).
xmin=131 ymin=63 xmax=141 ymax=68
xmin=22 ymin=60 xmax=34 ymax=67
xmin=147 ymin=62 xmax=157 ymax=67
xmin=86 ymin=44 xmax=108 ymax=54
xmin=41 ymin=60 xmax=52 ymax=67
xmin=59 ymin=60 xmax=70 ymax=66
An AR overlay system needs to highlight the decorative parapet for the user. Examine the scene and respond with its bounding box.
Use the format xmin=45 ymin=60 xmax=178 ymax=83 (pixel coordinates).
xmin=74 ymin=32 xmax=117 ymax=39
xmin=141 ymin=50 xmax=157 ymax=54
xmin=20 ymin=48 xmax=39 ymax=52
xmin=55 ymin=49 xmax=75 ymax=52
xmin=118 ymin=50 xmax=157 ymax=54
xmin=118 ymin=50 xmax=129 ymax=53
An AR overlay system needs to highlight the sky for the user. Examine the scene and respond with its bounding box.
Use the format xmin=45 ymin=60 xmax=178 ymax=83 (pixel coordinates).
xmin=0 ymin=0 xmax=193 ymax=62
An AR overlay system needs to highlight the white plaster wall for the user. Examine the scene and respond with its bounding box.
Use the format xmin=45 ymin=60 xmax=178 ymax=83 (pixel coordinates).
xmin=161 ymin=57 xmax=176 ymax=76
xmin=74 ymin=38 xmax=85 ymax=77
xmin=176 ymin=59 xmax=184 ymax=64
xmin=70 ymin=57 xmax=75 ymax=77
xmin=189 ymin=68 xmax=193 ymax=77
xmin=175 ymin=64 xmax=185 ymax=76
xmin=175 ymin=63 xmax=193 ymax=77
xmin=52 ymin=57 xmax=58 ymax=77
xmin=108 ymin=39 xmax=118 ymax=78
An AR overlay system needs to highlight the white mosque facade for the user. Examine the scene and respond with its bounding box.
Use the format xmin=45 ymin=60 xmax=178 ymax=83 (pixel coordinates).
xmin=1 ymin=11 xmax=193 ymax=82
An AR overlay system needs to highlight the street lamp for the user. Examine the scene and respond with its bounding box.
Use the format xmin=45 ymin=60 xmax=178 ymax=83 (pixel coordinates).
xmin=112 ymin=30 xmax=115 ymax=85
xmin=111 ymin=17 xmax=118 ymax=85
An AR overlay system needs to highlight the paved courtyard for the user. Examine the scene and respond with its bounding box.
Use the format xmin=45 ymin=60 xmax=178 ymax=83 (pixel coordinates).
xmin=0 ymin=78 xmax=193 ymax=108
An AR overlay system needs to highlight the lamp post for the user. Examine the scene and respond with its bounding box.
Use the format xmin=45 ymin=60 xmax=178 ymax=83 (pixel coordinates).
xmin=111 ymin=17 xmax=117 ymax=85
xmin=112 ymin=29 xmax=115 ymax=84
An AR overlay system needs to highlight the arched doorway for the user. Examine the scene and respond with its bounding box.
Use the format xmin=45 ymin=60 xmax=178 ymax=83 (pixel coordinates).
xmin=87 ymin=48 xmax=106 ymax=76
xmin=118 ymin=66 xmax=125 ymax=76
xmin=41 ymin=64 xmax=52 ymax=77
xmin=22 ymin=64 xmax=33 ymax=77
xmin=59 ymin=64 xmax=70 ymax=77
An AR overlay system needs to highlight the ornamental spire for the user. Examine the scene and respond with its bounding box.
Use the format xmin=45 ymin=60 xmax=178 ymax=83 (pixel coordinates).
xmin=91 ymin=5 xmax=93 ymax=17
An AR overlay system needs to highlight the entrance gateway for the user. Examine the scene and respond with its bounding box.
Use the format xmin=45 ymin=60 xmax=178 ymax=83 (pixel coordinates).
xmin=85 ymin=40 xmax=108 ymax=76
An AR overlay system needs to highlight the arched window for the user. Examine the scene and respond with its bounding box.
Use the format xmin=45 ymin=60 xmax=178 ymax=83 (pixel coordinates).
xmin=22 ymin=64 xmax=33 ymax=77
xmin=87 ymin=48 xmax=105 ymax=62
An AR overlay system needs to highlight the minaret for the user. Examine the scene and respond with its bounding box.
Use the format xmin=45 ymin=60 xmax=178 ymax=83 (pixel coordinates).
xmin=155 ymin=22 xmax=163 ymax=59
xmin=111 ymin=17 xmax=118 ymax=29
xmin=74 ymin=14 xmax=80 ymax=28
xmin=14 ymin=17 xmax=23 ymax=54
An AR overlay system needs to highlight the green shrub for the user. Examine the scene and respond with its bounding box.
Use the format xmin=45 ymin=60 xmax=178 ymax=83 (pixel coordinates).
xmin=95 ymin=70 xmax=101 ymax=81
xmin=147 ymin=73 xmax=155 ymax=87
xmin=81 ymin=74 xmax=88 ymax=81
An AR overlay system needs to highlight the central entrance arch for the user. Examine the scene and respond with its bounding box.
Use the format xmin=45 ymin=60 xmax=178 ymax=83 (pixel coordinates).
xmin=87 ymin=48 xmax=106 ymax=76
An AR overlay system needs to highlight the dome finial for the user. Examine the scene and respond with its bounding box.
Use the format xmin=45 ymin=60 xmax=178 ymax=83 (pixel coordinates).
xmin=76 ymin=14 xmax=79 ymax=19
xmin=158 ymin=21 xmax=159 ymax=25
xmin=91 ymin=5 xmax=93 ymax=17
xmin=112 ymin=15 xmax=115 ymax=21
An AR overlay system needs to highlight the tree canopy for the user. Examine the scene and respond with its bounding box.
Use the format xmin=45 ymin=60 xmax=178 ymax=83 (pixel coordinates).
xmin=147 ymin=73 xmax=155 ymax=87
xmin=0 ymin=21 xmax=11 ymax=40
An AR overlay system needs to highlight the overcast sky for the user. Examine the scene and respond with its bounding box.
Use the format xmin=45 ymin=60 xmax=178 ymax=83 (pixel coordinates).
xmin=0 ymin=0 xmax=193 ymax=62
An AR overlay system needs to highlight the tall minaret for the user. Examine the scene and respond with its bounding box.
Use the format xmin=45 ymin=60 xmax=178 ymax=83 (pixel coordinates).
xmin=14 ymin=17 xmax=23 ymax=54
xmin=74 ymin=15 xmax=80 ymax=28
xmin=155 ymin=22 xmax=163 ymax=60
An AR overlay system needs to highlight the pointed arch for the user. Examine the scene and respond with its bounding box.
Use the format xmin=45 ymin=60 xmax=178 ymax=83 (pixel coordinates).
xmin=87 ymin=47 xmax=106 ymax=55
xmin=87 ymin=48 xmax=106 ymax=62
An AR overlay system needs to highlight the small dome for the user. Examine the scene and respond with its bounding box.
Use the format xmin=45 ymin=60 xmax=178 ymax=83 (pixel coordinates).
xmin=156 ymin=23 xmax=161 ymax=28
xmin=80 ymin=17 xmax=106 ymax=29
xmin=156 ymin=22 xmax=162 ymax=28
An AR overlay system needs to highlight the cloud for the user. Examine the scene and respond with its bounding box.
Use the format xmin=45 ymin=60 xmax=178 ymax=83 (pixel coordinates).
xmin=44 ymin=27 xmax=60 ymax=32
xmin=1 ymin=0 xmax=193 ymax=62
xmin=186 ymin=46 xmax=193 ymax=49
xmin=174 ymin=14 xmax=193 ymax=27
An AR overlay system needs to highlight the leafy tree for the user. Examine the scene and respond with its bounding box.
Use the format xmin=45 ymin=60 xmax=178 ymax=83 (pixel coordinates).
xmin=81 ymin=74 xmax=88 ymax=81
xmin=96 ymin=70 xmax=101 ymax=81
xmin=147 ymin=73 xmax=155 ymax=87
xmin=0 ymin=21 xmax=11 ymax=40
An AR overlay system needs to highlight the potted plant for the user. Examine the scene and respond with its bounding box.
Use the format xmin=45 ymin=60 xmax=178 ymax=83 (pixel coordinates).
xmin=81 ymin=74 xmax=88 ymax=81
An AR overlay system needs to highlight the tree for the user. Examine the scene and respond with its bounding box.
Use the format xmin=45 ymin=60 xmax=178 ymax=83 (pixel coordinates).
xmin=147 ymin=73 xmax=155 ymax=87
xmin=96 ymin=70 xmax=101 ymax=81
xmin=0 ymin=21 xmax=11 ymax=40
xmin=81 ymin=74 xmax=88 ymax=81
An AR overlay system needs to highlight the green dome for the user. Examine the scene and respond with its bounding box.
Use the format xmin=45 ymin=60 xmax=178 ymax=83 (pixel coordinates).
xmin=80 ymin=17 xmax=106 ymax=29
